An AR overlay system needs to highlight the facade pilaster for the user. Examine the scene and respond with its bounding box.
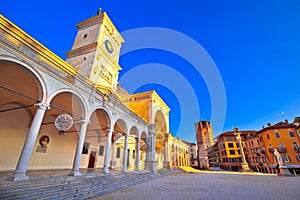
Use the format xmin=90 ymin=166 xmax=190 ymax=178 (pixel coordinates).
xmin=135 ymin=136 xmax=141 ymax=171
xmin=145 ymin=124 xmax=157 ymax=172
xmin=103 ymin=127 xmax=113 ymax=173
xmin=11 ymin=103 xmax=50 ymax=181
xmin=69 ymin=119 xmax=89 ymax=176
xmin=122 ymin=132 xmax=129 ymax=173
xmin=163 ymin=132 xmax=171 ymax=169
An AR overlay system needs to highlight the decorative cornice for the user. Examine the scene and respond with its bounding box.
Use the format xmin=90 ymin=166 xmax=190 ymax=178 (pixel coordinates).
xmin=66 ymin=42 xmax=97 ymax=58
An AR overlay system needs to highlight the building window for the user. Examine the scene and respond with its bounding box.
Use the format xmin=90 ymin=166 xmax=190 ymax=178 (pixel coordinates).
xmin=228 ymin=143 xmax=234 ymax=148
xmin=237 ymin=150 xmax=240 ymax=154
xmin=133 ymin=150 xmax=135 ymax=159
xmin=266 ymin=134 xmax=270 ymax=140
xmin=83 ymin=33 xmax=88 ymax=38
xmin=275 ymin=132 xmax=280 ymax=138
xmin=116 ymin=147 xmax=121 ymax=158
xmin=227 ymin=137 xmax=232 ymax=141
xmin=229 ymin=150 xmax=235 ymax=155
xmin=190 ymin=147 xmax=193 ymax=152
xmin=282 ymin=154 xmax=290 ymax=162
xmin=99 ymin=145 xmax=105 ymax=156
xmin=191 ymin=154 xmax=194 ymax=159
xmin=289 ymin=131 xmax=295 ymax=138
xmin=293 ymin=142 xmax=299 ymax=150
xmin=82 ymin=142 xmax=89 ymax=154
xmin=236 ymin=143 xmax=239 ymax=148
xmin=278 ymin=142 xmax=284 ymax=149
xmin=296 ymin=154 xmax=300 ymax=161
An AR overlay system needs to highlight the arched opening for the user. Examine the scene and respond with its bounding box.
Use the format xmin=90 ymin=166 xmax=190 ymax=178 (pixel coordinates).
xmin=127 ymin=126 xmax=138 ymax=171
xmin=154 ymin=110 xmax=167 ymax=169
xmin=171 ymin=144 xmax=175 ymax=167
xmin=83 ymin=108 xmax=111 ymax=170
xmin=140 ymin=131 xmax=147 ymax=170
xmin=28 ymin=91 xmax=86 ymax=170
xmin=111 ymin=119 xmax=127 ymax=170
xmin=0 ymin=60 xmax=44 ymax=171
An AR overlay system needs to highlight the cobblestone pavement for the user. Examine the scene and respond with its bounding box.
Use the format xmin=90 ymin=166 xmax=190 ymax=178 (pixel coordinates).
xmin=95 ymin=171 xmax=300 ymax=200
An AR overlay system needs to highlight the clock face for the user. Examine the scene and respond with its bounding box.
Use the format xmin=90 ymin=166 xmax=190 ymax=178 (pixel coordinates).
xmin=104 ymin=39 xmax=113 ymax=54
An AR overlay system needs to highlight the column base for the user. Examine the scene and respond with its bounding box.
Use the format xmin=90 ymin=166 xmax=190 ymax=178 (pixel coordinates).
xmin=10 ymin=172 xmax=29 ymax=181
xmin=145 ymin=160 xmax=157 ymax=172
xmin=241 ymin=164 xmax=251 ymax=172
xmin=163 ymin=161 xmax=171 ymax=169
xmin=68 ymin=170 xmax=81 ymax=176
xmin=103 ymin=167 xmax=110 ymax=174
xmin=278 ymin=167 xmax=293 ymax=176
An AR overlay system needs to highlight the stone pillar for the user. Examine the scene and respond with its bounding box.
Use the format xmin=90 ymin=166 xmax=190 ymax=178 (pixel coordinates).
xmin=69 ymin=119 xmax=89 ymax=176
xmin=163 ymin=132 xmax=171 ymax=169
xmin=103 ymin=128 xmax=113 ymax=173
xmin=135 ymin=136 xmax=141 ymax=171
xmin=122 ymin=132 xmax=129 ymax=173
xmin=11 ymin=103 xmax=50 ymax=181
xmin=234 ymin=128 xmax=251 ymax=172
xmin=145 ymin=124 xmax=157 ymax=172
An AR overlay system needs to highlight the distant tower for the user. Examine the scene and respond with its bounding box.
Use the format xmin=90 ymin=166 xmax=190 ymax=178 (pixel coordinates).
xmin=66 ymin=10 xmax=124 ymax=92
xmin=194 ymin=120 xmax=214 ymax=169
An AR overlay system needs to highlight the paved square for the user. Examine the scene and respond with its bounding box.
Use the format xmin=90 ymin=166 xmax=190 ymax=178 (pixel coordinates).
xmin=97 ymin=172 xmax=300 ymax=200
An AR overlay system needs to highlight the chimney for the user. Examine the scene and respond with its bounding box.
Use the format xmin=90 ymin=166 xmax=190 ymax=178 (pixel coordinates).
xmin=267 ymin=123 xmax=271 ymax=127
xmin=262 ymin=126 xmax=265 ymax=129
xmin=284 ymin=119 xmax=288 ymax=124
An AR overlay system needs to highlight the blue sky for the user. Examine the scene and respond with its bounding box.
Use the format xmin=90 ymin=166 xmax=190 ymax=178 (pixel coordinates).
xmin=1 ymin=1 xmax=300 ymax=142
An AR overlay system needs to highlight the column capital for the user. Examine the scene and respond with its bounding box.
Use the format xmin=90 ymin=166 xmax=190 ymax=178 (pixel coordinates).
xmin=34 ymin=103 xmax=50 ymax=110
xmin=148 ymin=124 xmax=156 ymax=136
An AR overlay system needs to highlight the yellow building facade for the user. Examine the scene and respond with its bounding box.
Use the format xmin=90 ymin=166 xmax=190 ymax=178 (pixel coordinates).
xmin=0 ymin=11 xmax=188 ymax=181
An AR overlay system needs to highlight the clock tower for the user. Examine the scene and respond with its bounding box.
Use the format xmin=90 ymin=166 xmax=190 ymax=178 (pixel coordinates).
xmin=66 ymin=10 xmax=124 ymax=92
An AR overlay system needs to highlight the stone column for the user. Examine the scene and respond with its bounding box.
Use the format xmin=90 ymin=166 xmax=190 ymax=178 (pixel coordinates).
xmin=122 ymin=132 xmax=129 ymax=173
xmin=234 ymin=128 xmax=251 ymax=172
xmin=145 ymin=124 xmax=157 ymax=172
xmin=11 ymin=103 xmax=50 ymax=181
xmin=69 ymin=119 xmax=89 ymax=176
xmin=103 ymin=128 xmax=113 ymax=173
xmin=135 ymin=136 xmax=141 ymax=171
xmin=163 ymin=132 xmax=171 ymax=169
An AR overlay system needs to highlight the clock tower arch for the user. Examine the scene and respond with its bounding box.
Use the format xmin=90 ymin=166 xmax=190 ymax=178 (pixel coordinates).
xmin=66 ymin=10 xmax=124 ymax=92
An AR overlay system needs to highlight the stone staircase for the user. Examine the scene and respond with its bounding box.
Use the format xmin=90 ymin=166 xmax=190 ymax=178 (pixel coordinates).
xmin=0 ymin=168 xmax=184 ymax=199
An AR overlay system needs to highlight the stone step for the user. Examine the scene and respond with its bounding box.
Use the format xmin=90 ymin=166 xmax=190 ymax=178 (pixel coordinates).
xmin=0 ymin=168 xmax=184 ymax=199
xmin=1 ymin=176 xmax=126 ymax=199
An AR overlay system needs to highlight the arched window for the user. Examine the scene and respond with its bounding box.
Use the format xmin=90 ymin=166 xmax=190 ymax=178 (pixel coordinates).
xmin=289 ymin=131 xmax=295 ymax=138
xmin=275 ymin=132 xmax=280 ymax=138
xmin=266 ymin=134 xmax=270 ymax=140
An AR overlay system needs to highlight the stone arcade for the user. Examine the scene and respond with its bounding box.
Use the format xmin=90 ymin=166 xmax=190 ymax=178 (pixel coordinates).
xmin=0 ymin=11 xmax=189 ymax=181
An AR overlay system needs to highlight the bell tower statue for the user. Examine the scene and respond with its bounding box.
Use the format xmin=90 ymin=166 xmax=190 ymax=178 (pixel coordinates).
xmin=66 ymin=9 xmax=124 ymax=92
